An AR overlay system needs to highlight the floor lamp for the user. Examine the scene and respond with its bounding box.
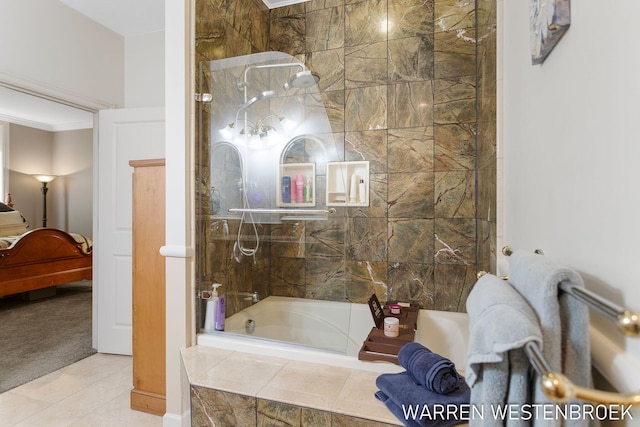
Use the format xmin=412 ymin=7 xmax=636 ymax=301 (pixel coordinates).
xmin=33 ymin=175 xmax=56 ymax=227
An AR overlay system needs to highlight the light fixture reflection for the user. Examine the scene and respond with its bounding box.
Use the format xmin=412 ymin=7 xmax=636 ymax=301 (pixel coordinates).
xmin=219 ymin=115 xmax=294 ymax=149
xmin=219 ymin=123 xmax=236 ymax=140
xmin=380 ymin=19 xmax=393 ymax=34
xmin=280 ymin=117 xmax=297 ymax=133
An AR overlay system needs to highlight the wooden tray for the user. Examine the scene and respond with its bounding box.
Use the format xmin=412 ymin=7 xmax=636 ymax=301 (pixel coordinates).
xmin=358 ymin=306 xmax=419 ymax=365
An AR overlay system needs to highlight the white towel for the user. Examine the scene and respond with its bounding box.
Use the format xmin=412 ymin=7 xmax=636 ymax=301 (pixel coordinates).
xmin=466 ymin=274 xmax=543 ymax=427
xmin=508 ymin=250 xmax=593 ymax=427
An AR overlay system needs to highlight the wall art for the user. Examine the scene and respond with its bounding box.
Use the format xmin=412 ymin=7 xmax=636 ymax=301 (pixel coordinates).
xmin=530 ymin=0 xmax=571 ymax=65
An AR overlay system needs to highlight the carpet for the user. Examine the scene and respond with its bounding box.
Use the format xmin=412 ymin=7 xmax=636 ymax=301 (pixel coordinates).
xmin=0 ymin=281 xmax=96 ymax=393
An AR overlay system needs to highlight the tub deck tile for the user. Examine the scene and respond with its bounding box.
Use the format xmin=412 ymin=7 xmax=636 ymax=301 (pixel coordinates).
xmin=181 ymin=345 xmax=234 ymax=389
xmin=262 ymin=360 xmax=351 ymax=397
xmin=333 ymin=369 xmax=399 ymax=424
xmin=182 ymin=345 xmax=404 ymax=425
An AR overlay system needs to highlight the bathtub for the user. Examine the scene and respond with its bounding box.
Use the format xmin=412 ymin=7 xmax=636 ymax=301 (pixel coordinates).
xmin=197 ymin=296 xmax=469 ymax=373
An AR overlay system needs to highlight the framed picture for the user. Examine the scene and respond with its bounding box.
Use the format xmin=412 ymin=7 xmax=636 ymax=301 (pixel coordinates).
xmin=529 ymin=0 xmax=571 ymax=65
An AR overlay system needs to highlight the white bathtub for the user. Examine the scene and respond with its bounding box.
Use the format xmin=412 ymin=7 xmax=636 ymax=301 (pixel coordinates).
xmin=198 ymin=296 xmax=469 ymax=373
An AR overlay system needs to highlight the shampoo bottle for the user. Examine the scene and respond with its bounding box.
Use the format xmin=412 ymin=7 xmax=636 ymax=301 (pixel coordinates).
xmin=304 ymin=176 xmax=312 ymax=203
xmin=204 ymin=283 xmax=222 ymax=333
xmin=282 ymin=176 xmax=291 ymax=203
xmin=290 ymin=179 xmax=297 ymax=202
xmin=295 ymin=174 xmax=304 ymax=203
xmin=215 ymin=295 xmax=226 ymax=331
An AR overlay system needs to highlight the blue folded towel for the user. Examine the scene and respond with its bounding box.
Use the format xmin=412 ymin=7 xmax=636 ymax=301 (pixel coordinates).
xmin=398 ymin=342 xmax=464 ymax=394
xmin=375 ymin=372 xmax=470 ymax=427
xmin=375 ymin=389 xmax=422 ymax=427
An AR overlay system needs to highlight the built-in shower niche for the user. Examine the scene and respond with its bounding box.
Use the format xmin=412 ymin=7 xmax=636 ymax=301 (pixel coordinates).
xmin=326 ymin=161 xmax=369 ymax=207
xmin=276 ymin=162 xmax=316 ymax=207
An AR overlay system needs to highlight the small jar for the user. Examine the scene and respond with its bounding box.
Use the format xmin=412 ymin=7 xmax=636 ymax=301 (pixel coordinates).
xmin=384 ymin=317 xmax=400 ymax=338
xmin=389 ymin=303 xmax=402 ymax=315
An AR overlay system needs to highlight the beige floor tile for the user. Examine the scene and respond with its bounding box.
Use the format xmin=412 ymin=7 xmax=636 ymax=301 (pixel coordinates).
xmin=0 ymin=393 xmax=51 ymax=426
xmin=12 ymin=402 xmax=88 ymax=427
xmin=0 ymin=354 xmax=162 ymax=427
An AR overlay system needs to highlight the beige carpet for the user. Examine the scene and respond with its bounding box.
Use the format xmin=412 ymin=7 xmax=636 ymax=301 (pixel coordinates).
xmin=0 ymin=281 xmax=95 ymax=393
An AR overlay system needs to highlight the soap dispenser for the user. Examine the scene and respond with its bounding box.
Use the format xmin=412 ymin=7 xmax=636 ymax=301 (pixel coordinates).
xmin=203 ymin=283 xmax=222 ymax=333
xmin=215 ymin=295 xmax=226 ymax=331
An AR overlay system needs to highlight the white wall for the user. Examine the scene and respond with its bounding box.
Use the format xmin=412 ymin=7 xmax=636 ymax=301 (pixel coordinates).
xmin=6 ymin=125 xmax=92 ymax=236
xmin=7 ymin=125 xmax=53 ymax=228
xmin=0 ymin=1 xmax=165 ymax=239
xmin=500 ymin=0 xmax=640 ymax=392
xmin=125 ymin=31 xmax=166 ymax=108
xmin=0 ymin=0 xmax=124 ymax=108
xmin=163 ymin=1 xmax=193 ymax=424
xmin=52 ymin=129 xmax=93 ymax=236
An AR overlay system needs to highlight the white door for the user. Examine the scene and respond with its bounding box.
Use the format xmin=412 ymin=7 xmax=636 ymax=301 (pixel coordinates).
xmin=94 ymin=107 xmax=165 ymax=355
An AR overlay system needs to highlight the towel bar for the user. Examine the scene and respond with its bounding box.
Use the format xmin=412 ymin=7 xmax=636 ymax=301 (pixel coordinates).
xmin=476 ymin=271 xmax=640 ymax=406
xmin=499 ymin=246 xmax=640 ymax=337
xmin=478 ymin=248 xmax=640 ymax=406
xmin=228 ymin=208 xmax=336 ymax=215
xmin=525 ymin=342 xmax=640 ymax=406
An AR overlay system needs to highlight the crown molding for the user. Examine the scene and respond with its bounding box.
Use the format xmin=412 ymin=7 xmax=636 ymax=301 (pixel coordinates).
xmin=0 ymin=68 xmax=115 ymax=113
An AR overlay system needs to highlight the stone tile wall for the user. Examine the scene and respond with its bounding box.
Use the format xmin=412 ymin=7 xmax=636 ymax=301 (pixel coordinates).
xmin=195 ymin=0 xmax=497 ymax=315
xmin=191 ymin=385 xmax=400 ymax=427
xmin=476 ymin=0 xmax=497 ymax=274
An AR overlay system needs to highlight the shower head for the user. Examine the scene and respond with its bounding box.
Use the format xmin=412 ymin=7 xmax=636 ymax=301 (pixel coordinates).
xmin=283 ymin=70 xmax=320 ymax=90
xmin=239 ymin=90 xmax=279 ymax=110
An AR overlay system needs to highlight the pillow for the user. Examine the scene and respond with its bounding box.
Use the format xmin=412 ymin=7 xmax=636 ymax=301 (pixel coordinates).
xmin=0 ymin=211 xmax=26 ymax=226
xmin=0 ymin=223 xmax=29 ymax=237
xmin=0 ymin=211 xmax=28 ymax=237
xmin=0 ymin=202 xmax=14 ymax=212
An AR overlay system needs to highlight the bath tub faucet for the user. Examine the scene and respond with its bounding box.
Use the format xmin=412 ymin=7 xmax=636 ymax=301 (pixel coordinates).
xmin=233 ymin=291 xmax=260 ymax=303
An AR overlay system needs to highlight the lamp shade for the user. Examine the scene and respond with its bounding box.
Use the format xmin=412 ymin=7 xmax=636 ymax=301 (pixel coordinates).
xmin=33 ymin=174 xmax=56 ymax=183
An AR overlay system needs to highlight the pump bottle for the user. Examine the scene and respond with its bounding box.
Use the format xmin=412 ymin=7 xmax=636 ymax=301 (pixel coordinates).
xmin=203 ymin=283 xmax=222 ymax=333
xmin=215 ymin=295 xmax=226 ymax=331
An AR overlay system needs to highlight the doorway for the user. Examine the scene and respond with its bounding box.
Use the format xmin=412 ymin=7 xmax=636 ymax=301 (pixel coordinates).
xmin=0 ymin=84 xmax=97 ymax=390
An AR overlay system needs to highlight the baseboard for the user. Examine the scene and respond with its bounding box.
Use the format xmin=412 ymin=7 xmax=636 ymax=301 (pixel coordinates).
xmin=163 ymin=410 xmax=190 ymax=427
xmin=130 ymin=389 xmax=166 ymax=416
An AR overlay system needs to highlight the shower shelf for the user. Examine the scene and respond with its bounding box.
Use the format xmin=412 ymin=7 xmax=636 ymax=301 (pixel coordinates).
xmin=326 ymin=161 xmax=369 ymax=207
xmin=277 ymin=162 xmax=316 ymax=207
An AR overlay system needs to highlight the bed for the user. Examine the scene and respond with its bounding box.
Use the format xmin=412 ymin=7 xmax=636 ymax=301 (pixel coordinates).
xmin=0 ymin=207 xmax=92 ymax=298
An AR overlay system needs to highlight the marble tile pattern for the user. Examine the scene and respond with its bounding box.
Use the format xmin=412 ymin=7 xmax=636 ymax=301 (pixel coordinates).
xmin=195 ymin=0 xmax=497 ymax=313
xmin=476 ymin=0 xmax=497 ymax=274
xmin=184 ymin=346 xmax=402 ymax=427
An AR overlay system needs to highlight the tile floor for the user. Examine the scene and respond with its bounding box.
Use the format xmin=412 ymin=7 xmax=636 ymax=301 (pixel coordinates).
xmin=0 ymin=353 xmax=163 ymax=427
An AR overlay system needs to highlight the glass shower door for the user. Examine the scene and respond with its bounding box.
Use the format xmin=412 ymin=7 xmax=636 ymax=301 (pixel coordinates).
xmin=196 ymin=51 xmax=354 ymax=354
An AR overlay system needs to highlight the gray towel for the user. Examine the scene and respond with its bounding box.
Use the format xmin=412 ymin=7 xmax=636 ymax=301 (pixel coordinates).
xmin=508 ymin=250 xmax=593 ymax=427
xmin=466 ymin=274 xmax=543 ymax=427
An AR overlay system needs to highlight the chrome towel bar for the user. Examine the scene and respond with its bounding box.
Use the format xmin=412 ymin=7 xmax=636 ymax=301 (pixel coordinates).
xmin=229 ymin=208 xmax=336 ymax=215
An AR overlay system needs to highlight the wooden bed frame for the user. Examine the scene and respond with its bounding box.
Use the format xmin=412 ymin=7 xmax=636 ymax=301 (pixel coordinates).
xmin=0 ymin=228 xmax=92 ymax=298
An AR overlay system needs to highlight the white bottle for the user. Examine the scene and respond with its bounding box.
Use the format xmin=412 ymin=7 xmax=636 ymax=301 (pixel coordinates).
xmin=203 ymin=283 xmax=222 ymax=333
xmin=349 ymin=174 xmax=358 ymax=204
xmin=359 ymin=179 xmax=366 ymax=204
